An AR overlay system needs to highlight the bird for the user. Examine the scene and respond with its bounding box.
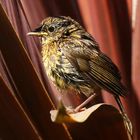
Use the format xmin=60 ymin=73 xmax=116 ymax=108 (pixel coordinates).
xmin=27 ymin=16 xmax=132 ymax=134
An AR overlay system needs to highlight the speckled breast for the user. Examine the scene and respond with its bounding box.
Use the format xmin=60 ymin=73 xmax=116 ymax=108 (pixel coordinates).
xmin=41 ymin=42 xmax=94 ymax=97
xmin=41 ymin=43 xmax=78 ymax=88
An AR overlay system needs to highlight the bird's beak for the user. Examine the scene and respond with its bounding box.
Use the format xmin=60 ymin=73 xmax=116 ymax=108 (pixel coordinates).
xmin=27 ymin=32 xmax=41 ymax=36
xmin=27 ymin=25 xmax=47 ymax=36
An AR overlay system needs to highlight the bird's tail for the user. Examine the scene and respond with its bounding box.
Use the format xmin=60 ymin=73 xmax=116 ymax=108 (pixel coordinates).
xmin=114 ymin=96 xmax=133 ymax=136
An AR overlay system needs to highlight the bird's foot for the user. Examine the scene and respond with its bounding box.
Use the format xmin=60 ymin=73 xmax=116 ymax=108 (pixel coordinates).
xmin=66 ymin=94 xmax=96 ymax=114
xmin=66 ymin=106 xmax=86 ymax=114
xmin=74 ymin=94 xmax=96 ymax=112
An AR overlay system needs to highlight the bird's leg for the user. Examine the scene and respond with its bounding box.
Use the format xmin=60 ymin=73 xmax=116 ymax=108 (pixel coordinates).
xmin=114 ymin=95 xmax=132 ymax=135
xmin=74 ymin=93 xmax=96 ymax=113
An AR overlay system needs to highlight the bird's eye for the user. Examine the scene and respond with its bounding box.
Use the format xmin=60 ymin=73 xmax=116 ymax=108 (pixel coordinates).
xmin=48 ymin=26 xmax=55 ymax=32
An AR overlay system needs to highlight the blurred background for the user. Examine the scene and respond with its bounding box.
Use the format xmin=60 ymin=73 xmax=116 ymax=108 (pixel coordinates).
xmin=0 ymin=0 xmax=140 ymax=140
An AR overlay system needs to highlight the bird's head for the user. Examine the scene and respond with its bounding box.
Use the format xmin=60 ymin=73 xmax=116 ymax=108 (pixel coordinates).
xmin=27 ymin=16 xmax=83 ymax=45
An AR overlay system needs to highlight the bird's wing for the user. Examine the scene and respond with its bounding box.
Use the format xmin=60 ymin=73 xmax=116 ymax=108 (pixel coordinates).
xmin=62 ymin=45 xmax=127 ymax=97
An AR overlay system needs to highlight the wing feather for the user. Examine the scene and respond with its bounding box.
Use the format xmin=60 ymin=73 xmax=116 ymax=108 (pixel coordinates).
xmin=63 ymin=45 xmax=127 ymax=97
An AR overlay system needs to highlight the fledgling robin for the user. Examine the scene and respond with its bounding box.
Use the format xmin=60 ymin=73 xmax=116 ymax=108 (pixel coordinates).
xmin=28 ymin=16 xmax=132 ymax=134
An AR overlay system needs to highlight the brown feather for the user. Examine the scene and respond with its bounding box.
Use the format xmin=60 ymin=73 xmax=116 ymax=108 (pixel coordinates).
xmin=63 ymin=46 xmax=127 ymax=97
